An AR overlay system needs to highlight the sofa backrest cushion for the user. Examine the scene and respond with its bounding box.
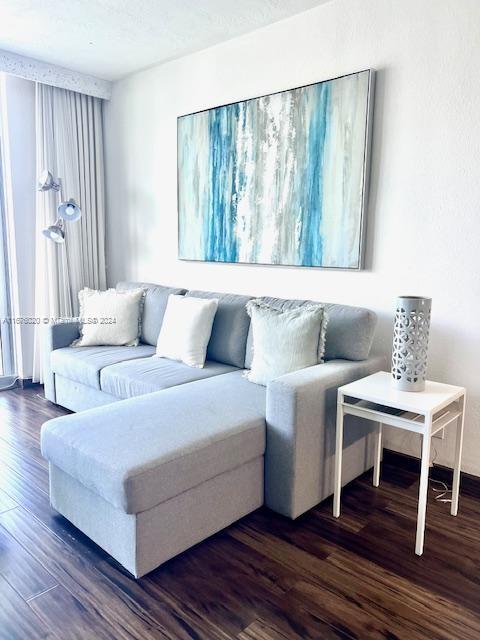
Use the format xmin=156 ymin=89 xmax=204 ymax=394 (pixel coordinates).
xmin=116 ymin=282 xmax=186 ymax=346
xmin=186 ymin=290 xmax=252 ymax=368
xmin=245 ymin=297 xmax=377 ymax=367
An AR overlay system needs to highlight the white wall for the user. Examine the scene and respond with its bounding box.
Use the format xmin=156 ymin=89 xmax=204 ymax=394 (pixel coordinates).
xmin=104 ymin=0 xmax=480 ymax=475
xmin=0 ymin=74 xmax=36 ymax=379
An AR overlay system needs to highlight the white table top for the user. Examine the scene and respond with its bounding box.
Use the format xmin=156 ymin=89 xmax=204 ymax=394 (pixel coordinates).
xmin=339 ymin=371 xmax=465 ymax=414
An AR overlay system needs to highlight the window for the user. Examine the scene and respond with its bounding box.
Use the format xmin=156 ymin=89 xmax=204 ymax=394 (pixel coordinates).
xmin=0 ymin=113 xmax=16 ymax=381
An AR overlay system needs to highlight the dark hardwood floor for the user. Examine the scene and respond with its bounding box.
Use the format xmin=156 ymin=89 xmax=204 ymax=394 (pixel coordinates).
xmin=0 ymin=387 xmax=479 ymax=639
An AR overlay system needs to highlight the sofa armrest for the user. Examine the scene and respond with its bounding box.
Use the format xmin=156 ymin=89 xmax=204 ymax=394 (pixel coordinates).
xmin=43 ymin=319 xmax=80 ymax=402
xmin=265 ymin=355 xmax=387 ymax=518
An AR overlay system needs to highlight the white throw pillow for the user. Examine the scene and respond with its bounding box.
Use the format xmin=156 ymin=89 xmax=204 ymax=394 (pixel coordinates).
xmin=156 ymin=295 xmax=218 ymax=368
xmin=73 ymin=287 xmax=145 ymax=347
xmin=245 ymin=299 xmax=328 ymax=385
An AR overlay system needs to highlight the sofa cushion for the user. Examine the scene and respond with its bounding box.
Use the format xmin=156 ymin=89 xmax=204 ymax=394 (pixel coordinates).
xmin=245 ymin=297 xmax=377 ymax=365
xmin=100 ymin=356 xmax=237 ymax=399
xmin=322 ymin=303 xmax=377 ymax=361
xmin=117 ymin=282 xmax=187 ymax=346
xmin=41 ymin=371 xmax=266 ymax=514
xmin=186 ymin=290 xmax=252 ymax=367
xmin=51 ymin=345 xmax=155 ymax=390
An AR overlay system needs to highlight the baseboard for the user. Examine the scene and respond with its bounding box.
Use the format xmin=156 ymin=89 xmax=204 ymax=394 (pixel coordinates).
xmin=384 ymin=448 xmax=480 ymax=495
xmin=17 ymin=378 xmax=42 ymax=389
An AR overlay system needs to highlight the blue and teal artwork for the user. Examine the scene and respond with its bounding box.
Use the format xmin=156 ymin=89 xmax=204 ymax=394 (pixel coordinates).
xmin=178 ymin=69 xmax=373 ymax=269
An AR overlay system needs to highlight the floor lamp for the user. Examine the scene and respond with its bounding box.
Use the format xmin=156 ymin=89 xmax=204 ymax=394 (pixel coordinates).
xmin=37 ymin=170 xmax=82 ymax=242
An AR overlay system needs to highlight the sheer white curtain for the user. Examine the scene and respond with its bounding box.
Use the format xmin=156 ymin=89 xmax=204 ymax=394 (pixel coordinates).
xmin=33 ymin=84 xmax=106 ymax=382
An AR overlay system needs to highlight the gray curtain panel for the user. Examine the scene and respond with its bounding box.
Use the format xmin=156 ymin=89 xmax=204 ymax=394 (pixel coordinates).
xmin=33 ymin=83 xmax=106 ymax=382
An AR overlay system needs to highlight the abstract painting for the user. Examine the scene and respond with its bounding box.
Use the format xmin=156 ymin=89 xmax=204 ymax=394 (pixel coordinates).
xmin=178 ymin=69 xmax=374 ymax=269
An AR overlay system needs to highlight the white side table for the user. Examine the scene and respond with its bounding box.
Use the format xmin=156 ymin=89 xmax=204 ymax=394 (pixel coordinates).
xmin=333 ymin=371 xmax=466 ymax=555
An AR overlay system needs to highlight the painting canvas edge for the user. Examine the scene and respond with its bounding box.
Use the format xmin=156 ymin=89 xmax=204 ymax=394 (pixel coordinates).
xmin=177 ymin=68 xmax=375 ymax=271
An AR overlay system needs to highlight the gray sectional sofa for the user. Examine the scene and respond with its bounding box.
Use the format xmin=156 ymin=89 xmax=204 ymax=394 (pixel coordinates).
xmin=41 ymin=282 xmax=385 ymax=577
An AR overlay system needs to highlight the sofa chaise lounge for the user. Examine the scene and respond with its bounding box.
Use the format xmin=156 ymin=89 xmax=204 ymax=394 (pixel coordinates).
xmin=41 ymin=282 xmax=385 ymax=577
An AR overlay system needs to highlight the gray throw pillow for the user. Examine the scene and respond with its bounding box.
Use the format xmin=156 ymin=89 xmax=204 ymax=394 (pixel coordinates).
xmin=245 ymin=299 xmax=328 ymax=386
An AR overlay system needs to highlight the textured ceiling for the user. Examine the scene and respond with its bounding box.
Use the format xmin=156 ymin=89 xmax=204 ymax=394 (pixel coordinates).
xmin=0 ymin=0 xmax=330 ymax=81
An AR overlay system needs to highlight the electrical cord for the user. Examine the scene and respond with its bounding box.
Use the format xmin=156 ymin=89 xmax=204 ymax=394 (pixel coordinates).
xmin=430 ymin=445 xmax=452 ymax=503
xmin=430 ymin=478 xmax=452 ymax=503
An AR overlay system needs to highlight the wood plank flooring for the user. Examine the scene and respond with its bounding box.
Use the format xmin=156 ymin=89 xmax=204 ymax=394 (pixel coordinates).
xmin=0 ymin=387 xmax=479 ymax=639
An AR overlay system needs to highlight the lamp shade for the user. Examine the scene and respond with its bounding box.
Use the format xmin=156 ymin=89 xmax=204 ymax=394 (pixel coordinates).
xmin=42 ymin=222 xmax=65 ymax=243
xmin=38 ymin=170 xmax=60 ymax=192
xmin=58 ymin=199 xmax=81 ymax=222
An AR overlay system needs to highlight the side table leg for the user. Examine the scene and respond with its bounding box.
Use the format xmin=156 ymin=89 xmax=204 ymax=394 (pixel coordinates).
xmin=416 ymin=427 xmax=431 ymax=555
xmin=333 ymin=394 xmax=344 ymax=518
xmin=373 ymin=422 xmax=383 ymax=487
xmin=451 ymin=394 xmax=466 ymax=516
